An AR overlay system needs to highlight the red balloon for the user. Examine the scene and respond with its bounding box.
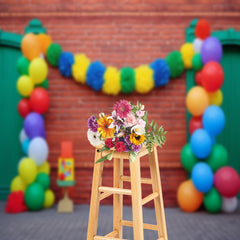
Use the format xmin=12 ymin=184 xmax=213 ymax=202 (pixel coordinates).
xmin=189 ymin=116 xmax=203 ymax=135
xmin=195 ymin=19 xmax=211 ymax=40
xmin=201 ymin=61 xmax=224 ymax=92
xmin=30 ymin=87 xmax=50 ymax=114
xmin=195 ymin=71 xmax=202 ymax=86
xmin=18 ymin=99 xmax=31 ymax=117
xmin=214 ymin=166 xmax=240 ymax=197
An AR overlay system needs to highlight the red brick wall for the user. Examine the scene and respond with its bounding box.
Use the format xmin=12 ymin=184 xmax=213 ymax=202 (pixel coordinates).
xmin=1 ymin=1 xmax=240 ymax=207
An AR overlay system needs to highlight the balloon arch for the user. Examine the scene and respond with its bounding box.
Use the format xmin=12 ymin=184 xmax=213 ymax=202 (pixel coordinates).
xmin=6 ymin=19 xmax=240 ymax=213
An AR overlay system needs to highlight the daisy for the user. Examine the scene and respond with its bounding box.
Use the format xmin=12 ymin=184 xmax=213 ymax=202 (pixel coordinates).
xmin=113 ymin=100 xmax=131 ymax=119
xmin=87 ymin=129 xmax=103 ymax=146
xmin=97 ymin=115 xmax=115 ymax=139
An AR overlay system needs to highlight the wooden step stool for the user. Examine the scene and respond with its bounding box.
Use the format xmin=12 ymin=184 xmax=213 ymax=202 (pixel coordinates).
xmin=87 ymin=145 xmax=168 ymax=240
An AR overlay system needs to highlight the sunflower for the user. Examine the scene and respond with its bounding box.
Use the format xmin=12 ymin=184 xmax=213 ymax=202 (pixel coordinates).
xmin=97 ymin=115 xmax=115 ymax=139
xmin=129 ymin=132 xmax=146 ymax=146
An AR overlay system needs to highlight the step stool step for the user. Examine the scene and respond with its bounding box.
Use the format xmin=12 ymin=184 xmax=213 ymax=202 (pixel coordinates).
xmin=120 ymin=175 xmax=152 ymax=184
xmin=121 ymin=220 xmax=158 ymax=231
xmin=142 ymin=192 xmax=159 ymax=205
xmin=99 ymin=186 xmax=132 ymax=196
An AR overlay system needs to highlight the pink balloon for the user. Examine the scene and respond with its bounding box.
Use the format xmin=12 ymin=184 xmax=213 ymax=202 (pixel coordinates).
xmin=214 ymin=166 xmax=240 ymax=197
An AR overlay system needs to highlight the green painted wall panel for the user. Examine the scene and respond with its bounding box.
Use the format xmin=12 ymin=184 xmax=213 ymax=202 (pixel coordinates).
xmin=0 ymin=45 xmax=22 ymax=200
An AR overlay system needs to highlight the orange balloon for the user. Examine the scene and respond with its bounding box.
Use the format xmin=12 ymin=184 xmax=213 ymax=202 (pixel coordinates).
xmin=38 ymin=34 xmax=52 ymax=55
xmin=186 ymin=86 xmax=209 ymax=116
xmin=177 ymin=180 xmax=204 ymax=212
xmin=21 ymin=33 xmax=41 ymax=61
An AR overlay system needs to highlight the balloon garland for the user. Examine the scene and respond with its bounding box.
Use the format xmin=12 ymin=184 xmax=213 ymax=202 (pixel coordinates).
xmin=6 ymin=33 xmax=55 ymax=213
xmin=178 ymin=19 xmax=240 ymax=213
xmin=6 ymin=19 xmax=240 ymax=213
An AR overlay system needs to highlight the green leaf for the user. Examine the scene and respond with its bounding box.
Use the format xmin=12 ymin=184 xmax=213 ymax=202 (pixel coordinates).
xmin=98 ymin=145 xmax=110 ymax=152
xmin=95 ymin=152 xmax=113 ymax=164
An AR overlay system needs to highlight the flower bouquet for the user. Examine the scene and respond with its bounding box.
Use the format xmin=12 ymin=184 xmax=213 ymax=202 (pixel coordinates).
xmin=87 ymin=100 xmax=167 ymax=163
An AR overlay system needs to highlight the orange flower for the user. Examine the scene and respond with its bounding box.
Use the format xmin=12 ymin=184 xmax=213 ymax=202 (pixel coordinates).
xmin=97 ymin=116 xmax=115 ymax=139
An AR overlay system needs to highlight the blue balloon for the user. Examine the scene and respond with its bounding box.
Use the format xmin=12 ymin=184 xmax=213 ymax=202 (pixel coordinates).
xmin=22 ymin=139 xmax=30 ymax=155
xmin=190 ymin=129 xmax=212 ymax=159
xmin=192 ymin=162 xmax=213 ymax=193
xmin=203 ymin=106 xmax=225 ymax=136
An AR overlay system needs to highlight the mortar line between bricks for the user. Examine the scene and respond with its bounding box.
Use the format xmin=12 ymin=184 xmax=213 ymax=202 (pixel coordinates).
xmin=0 ymin=11 xmax=240 ymax=17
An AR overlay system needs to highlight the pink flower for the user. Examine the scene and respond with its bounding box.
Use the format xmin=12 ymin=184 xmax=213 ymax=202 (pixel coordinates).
xmin=113 ymin=100 xmax=131 ymax=119
xmin=137 ymin=118 xmax=146 ymax=128
xmin=136 ymin=110 xmax=145 ymax=117
xmin=126 ymin=113 xmax=137 ymax=127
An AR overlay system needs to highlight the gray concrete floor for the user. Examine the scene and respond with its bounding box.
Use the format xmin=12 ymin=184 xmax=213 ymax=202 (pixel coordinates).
xmin=1 ymin=201 xmax=240 ymax=240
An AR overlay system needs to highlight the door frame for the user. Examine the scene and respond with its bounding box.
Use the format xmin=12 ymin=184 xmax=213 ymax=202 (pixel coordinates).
xmin=185 ymin=19 xmax=240 ymax=140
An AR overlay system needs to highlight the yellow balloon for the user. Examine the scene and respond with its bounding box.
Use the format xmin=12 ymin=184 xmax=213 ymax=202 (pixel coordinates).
xmin=38 ymin=161 xmax=50 ymax=175
xmin=186 ymin=86 xmax=209 ymax=116
xmin=10 ymin=176 xmax=26 ymax=192
xmin=180 ymin=43 xmax=195 ymax=69
xmin=29 ymin=58 xmax=48 ymax=84
xmin=208 ymin=90 xmax=223 ymax=106
xmin=17 ymin=76 xmax=34 ymax=97
xmin=19 ymin=158 xmax=37 ymax=184
xmin=43 ymin=189 xmax=55 ymax=208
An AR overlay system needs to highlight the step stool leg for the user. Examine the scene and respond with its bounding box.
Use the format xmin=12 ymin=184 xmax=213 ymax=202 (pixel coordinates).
xmin=130 ymin=157 xmax=144 ymax=240
xmin=87 ymin=150 xmax=104 ymax=240
xmin=149 ymin=146 xmax=168 ymax=240
xmin=113 ymin=158 xmax=123 ymax=238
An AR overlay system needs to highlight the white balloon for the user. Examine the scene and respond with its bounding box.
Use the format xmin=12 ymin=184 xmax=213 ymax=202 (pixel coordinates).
xmin=19 ymin=129 xmax=28 ymax=143
xmin=221 ymin=197 xmax=238 ymax=213
xmin=28 ymin=137 xmax=49 ymax=166
xmin=193 ymin=38 xmax=203 ymax=53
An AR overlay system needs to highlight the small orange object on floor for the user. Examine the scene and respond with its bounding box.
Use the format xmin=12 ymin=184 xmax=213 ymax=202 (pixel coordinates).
xmin=87 ymin=145 xmax=168 ymax=240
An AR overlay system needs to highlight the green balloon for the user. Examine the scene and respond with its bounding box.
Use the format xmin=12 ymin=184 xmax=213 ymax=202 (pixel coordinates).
xmin=203 ymin=187 xmax=222 ymax=213
xmin=46 ymin=43 xmax=62 ymax=67
xmin=165 ymin=51 xmax=184 ymax=78
xmin=206 ymin=144 xmax=228 ymax=172
xmin=180 ymin=143 xmax=198 ymax=172
xmin=17 ymin=56 xmax=30 ymax=75
xmin=36 ymin=173 xmax=50 ymax=190
xmin=192 ymin=53 xmax=203 ymax=71
xmin=35 ymin=79 xmax=49 ymax=89
xmin=25 ymin=183 xmax=44 ymax=211
xmin=120 ymin=67 xmax=135 ymax=94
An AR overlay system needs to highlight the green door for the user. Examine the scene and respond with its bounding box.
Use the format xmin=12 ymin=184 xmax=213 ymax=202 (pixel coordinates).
xmin=0 ymin=31 xmax=22 ymax=200
xmin=217 ymin=45 xmax=240 ymax=176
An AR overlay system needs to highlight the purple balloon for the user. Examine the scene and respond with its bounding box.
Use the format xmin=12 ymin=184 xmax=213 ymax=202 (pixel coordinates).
xmin=201 ymin=37 xmax=223 ymax=64
xmin=24 ymin=112 xmax=45 ymax=139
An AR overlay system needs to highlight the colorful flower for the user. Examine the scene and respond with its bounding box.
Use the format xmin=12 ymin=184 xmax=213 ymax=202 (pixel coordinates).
xmin=115 ymin=141 xmax=125 ymax=152
xmin=131 ymin=125 xmax=145 ymax=135
xmin=87 ymin=129 xmax=103 ymax=146
xmin=124 ymin=135 xmax=131 ymax=146
xmin=97 ymin=115 xmax=115 ymax=139
xmin=113 ymin=100 xmax=131 ymax=119
xmin=130 ymin=132 xmax=146 ymax=146
xmin=125 ymin=112 xmax=137 ymax=127
xmin=105 ymin=138 xmax=115 ymax=148
xmin=88 ymin=115 xmax=98 ymax=132
xmin=136 ymin=110 xmax=145 ymax=117
xmin=132 ymin=144 xmax=141 ymax=152
xmin=137 ymin=119 xmax=146 ymax=128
